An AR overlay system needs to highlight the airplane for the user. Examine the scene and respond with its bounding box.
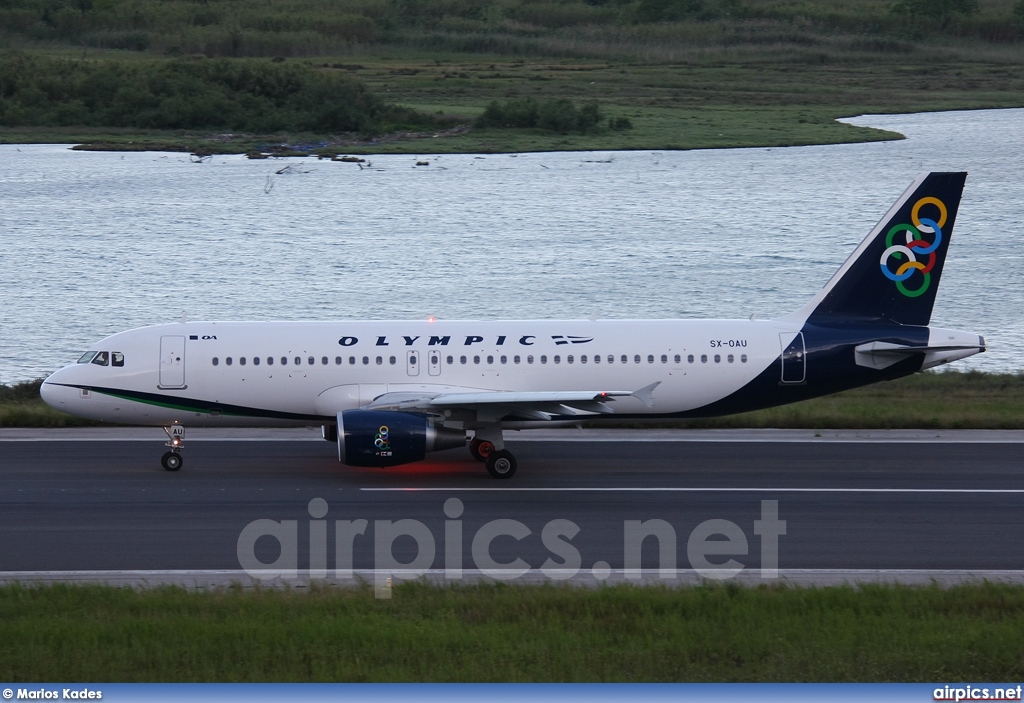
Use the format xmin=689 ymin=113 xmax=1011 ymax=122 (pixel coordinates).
xmin=40 ymin=172 xmax=985 ymax=479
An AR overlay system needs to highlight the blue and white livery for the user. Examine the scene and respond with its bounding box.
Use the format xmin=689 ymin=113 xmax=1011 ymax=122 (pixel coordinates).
xmin=41 ymin=173 xmax=984 ymax=478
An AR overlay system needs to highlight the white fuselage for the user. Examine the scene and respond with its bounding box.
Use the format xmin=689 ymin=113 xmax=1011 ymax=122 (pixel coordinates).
xmin=41 ymin=318 xmax=795 ymax=426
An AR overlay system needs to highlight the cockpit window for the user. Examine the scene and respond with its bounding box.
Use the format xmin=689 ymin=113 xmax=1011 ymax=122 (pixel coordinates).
xmin=112 ymin=352 xmax=124 ymax=367
xmin=91 ymin=351 xmax=110 ymax=366
xmin=78 ymin=351 xmax=97 ymax=364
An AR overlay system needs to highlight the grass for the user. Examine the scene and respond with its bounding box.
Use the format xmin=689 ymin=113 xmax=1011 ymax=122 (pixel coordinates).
xmin=4 ymin=371 xmax=1023 ymax=429
xmin=1 ymin=581 xmax=1023 ymax=681
xmin=5 ymin=46 xmax=1023 ymax=154
xmin=671 ymin=370 xmax=1024 ymax=430
xmin=2 ymin=0 xmax=1024 ymax=154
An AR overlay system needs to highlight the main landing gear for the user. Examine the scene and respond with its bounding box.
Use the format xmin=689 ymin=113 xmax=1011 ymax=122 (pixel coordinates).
xmin=161 ymin=423 xmax=184 ymax=471
xmin=470 ymin=428 xmax=517 ymax=479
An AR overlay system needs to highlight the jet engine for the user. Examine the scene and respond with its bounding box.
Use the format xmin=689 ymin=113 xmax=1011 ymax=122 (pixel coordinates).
xmin=336 ymin=410 xmax=466 ymax=467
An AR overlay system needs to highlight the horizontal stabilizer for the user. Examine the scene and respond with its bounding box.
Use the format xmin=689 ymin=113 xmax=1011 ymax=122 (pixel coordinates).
xmin=854 ymin=340 xmax=986 ymax=370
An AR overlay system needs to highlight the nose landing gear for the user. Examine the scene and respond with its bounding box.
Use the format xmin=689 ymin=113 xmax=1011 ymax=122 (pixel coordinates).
xmin=161 ymin=424 xmax=184 ymax=471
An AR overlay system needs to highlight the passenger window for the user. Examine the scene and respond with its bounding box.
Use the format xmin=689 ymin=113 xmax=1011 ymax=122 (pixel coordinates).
xmin=688 ymin=354 xmax=694 ymax=363
xmin=567 ymin=355 xmax=573 ymax=364
xmin=322 ymin=357 xmax=328 ymax=365
xmin=487 ymin=355 xmax=494 ymax=364
xmin=460 ymin=356 xmax=467 ymax=364
xmin=91 ymin=352 xmax=109 ymax=366
xmin=268 ymin=357 xmax=274 ymax=366
xmin=226 ymin=357 xmax=233 ymax=366
xmin=621 ymin=355 xmax=628 ymax=364
xmin=661 ymin=354 xmax=668 ymax=364
xmin=592 ymin=355 xmax=598 ymax=364
xmin=362 ymin=357 xmax=369 ymax=365
xmin=447 ymin=356 xmax=454 ymax=365
xmin=540 ymin=355 xmax=547 ymax=364
xmin=701 ymin=354 xmax=707 ymax=363
xmin=473 ymin=356 xmax=480 ymax=364
xmin=714 ymin=354 xmax=721 ymax=363
xmin=212 ymin=357 xmax=219 ymax=366
xmin=281 ymin=357 xmax=288 ymax=366
xmin=295 ymin=356 xmax=301 ymax=365
xmin=112 ymin=352 xmax=125 ymax=367
xmin=240 ymin=357 xmax=246 ymax=366
xmin=389 ymin=356 xmax=396 ymax=365
xmin=500 ymin=355 xmax=507 ymax=364
xmin=254 ymin=357 xmax=261 ymax=366
xmin=741 ymin=354 xmax=748 ymax=363
xmin=527 ymin=355 xmax=534 ymax=364
xmin=78 ymin=351 xmax=97 ymax=364
xmin=608 ymin=355 xmax=614 ymax=364
xmin=674 ymin=354 xmax=680 ymax=363
xmin=335 ymin=357 xmax=342 ymax=365
xmin=376 ymin=357 xmax=383 ymax=365
xmin=554 ymin=355 xmax=561 ymax=364
xmin=634 ymin=355 xmax=641 ymax=364
xmin=648 ymin=355 xmax=655 ymax=364
xmin=349 ymin=357 xmax=356 ymax=365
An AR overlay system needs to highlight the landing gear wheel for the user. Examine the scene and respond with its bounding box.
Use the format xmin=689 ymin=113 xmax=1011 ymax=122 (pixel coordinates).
xmin=469 ymin=438 xmax=496 ymax=463
xmin=161 ymin=451 xmax=183 ymax=472
xmin=485 ymin=450 xmax=516 ymax=479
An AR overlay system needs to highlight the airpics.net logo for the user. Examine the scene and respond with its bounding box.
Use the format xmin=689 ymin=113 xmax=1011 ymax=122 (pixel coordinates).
xmin=879 ymin=196 xmax=948 ymax=298
xmin=235 ymin=498 xmax=787 ymax=598
xmin=933 ymin=684 xmax=1023 ymax=701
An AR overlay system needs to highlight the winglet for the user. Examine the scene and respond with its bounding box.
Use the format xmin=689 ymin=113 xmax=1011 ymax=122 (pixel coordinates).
xmin=632 ymin=381 xmax=661 ymax=408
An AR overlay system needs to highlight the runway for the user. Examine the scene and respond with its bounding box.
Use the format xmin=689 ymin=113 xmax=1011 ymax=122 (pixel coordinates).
xmin=1 ymin=428 xmax=1022 ymax=585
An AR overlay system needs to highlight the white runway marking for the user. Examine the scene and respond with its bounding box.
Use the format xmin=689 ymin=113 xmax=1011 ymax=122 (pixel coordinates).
xmin=361 ymin=487 xmax=1024 ymax=494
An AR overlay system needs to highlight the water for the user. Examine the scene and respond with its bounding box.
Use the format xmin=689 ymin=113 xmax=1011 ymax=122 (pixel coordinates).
xmin=1 ymin=108 xmax=1022 ymax=383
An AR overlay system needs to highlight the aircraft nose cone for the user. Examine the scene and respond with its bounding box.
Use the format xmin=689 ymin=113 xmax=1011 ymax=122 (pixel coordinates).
xmin=39 ymin=379 xmax=67 ymax=409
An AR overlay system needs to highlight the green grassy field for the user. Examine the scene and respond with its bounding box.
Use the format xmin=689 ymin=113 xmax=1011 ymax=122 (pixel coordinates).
xmin=3 ymin=371 xmax=1023 ymax=429
xmin=2 ymin=581 xmax=1023 ymax=681
xmin=2 ymin=0 xmax=1023 ymax=153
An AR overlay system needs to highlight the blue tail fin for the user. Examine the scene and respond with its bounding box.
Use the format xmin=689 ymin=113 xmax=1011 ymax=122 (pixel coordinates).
xmin=798 ymin=172 xmax=967 ymax=326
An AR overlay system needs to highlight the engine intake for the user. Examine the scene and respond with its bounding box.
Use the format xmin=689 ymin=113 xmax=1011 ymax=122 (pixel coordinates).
xmin=337 ymin=410 xmax=466 ymax=467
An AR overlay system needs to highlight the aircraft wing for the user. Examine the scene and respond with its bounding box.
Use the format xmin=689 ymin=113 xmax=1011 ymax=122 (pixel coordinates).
xmin=365 ymin=382 xmax=660 ymax=420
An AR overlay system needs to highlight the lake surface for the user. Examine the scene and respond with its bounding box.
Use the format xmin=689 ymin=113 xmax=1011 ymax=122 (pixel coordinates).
xmin=1 ymin=108 xmax=1021 ymax=383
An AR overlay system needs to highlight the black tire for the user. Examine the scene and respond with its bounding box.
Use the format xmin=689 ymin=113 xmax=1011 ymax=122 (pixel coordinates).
xmin=469 ymin=438 xmax=495 ymax=463
xmin=161 ymin=451 xmax=183 ymax=472
xmin=485 ymin=450 xmax=517 ymax=479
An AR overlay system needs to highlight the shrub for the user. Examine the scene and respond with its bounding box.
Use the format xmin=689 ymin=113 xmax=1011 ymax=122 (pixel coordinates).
xmin=476 ymin=97 xmax=604 ymax=133
xmin=0 ymin=53 xmax=441 ymax=133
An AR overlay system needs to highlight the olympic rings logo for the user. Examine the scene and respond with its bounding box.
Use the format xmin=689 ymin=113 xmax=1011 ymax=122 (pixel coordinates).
xmin=879 ymin=196 xmax=947 ymax=298
xmin=374 ymin=425 xmax=390 ymax=451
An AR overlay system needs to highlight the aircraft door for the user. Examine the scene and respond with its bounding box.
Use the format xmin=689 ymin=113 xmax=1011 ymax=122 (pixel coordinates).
xmin=427 ymin=350 xmax=441 ymax=376
xmin=159 ymin=335 xmax=187 ymax=388
xmin=407 ymin=350 xmax=420 ymax=376
xmin=779 ymin=332 xmax=806 ymax=384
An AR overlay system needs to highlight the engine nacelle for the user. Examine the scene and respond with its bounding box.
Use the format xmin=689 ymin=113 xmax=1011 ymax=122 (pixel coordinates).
xmin=337 ymin=410 xmax=466 ymax=467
